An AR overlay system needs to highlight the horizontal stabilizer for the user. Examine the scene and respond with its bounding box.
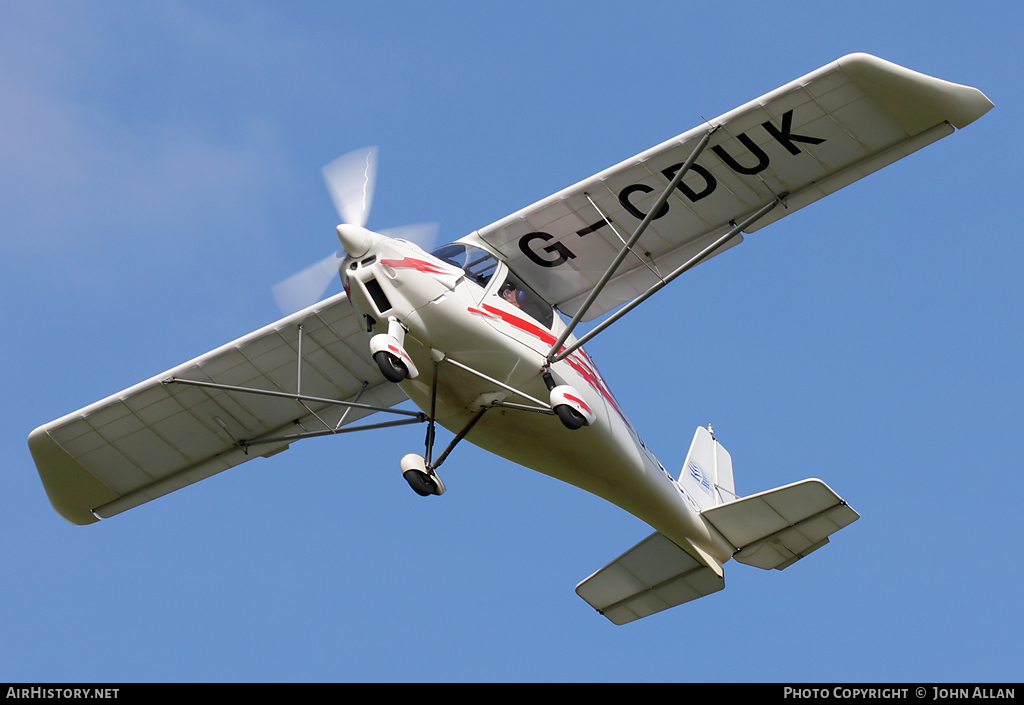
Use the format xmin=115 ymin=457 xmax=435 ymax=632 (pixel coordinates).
xmin=576 ymin=532 xmax=724 ymax=625
xmin=701 ymin=479 xmax=859 ymax=570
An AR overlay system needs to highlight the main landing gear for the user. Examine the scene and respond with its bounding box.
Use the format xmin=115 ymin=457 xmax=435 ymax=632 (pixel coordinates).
xmin=373 ymin=351 xmax=408 ymax=383
xmin=370 ymin=317 xmax=418 ymax=383
xmin=554 ymin=404 xmax=587 ymax=430
xmin=543 ymin=370 xmax=595 ymax=431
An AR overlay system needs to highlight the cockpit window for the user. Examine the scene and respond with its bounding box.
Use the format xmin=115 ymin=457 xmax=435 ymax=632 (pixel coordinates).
xmin=497 ymin=270 xmax=554 ymax=328
xmin=430 ymin=243 xmax=498 ymax=288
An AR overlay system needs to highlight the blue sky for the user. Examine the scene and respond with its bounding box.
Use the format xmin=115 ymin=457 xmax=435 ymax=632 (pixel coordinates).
xmin=2 ymin=1 xmax=1020 ymax=682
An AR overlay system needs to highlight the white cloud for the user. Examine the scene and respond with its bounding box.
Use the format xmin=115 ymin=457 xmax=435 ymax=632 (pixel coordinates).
xmin=0 ymin=3 xmax=297 ymax=262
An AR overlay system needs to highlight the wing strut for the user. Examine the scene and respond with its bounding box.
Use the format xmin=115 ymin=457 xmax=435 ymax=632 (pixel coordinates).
xmin=164 ymin=377 xmax=424 ymax=419
xmin=583 ymin=193 xmax=665 ymax=282
xmin=162 ymin=374 xmax=427 ymax=451
xmin=240 ymin=416 xmax=426 ymax=448
xmin=549 ymin=195 xmax=784 ymax=364
xmin=545 ymin=127 xmax=717 ymax=362
xmin=438 ymin=352 xmax=552 ymax=410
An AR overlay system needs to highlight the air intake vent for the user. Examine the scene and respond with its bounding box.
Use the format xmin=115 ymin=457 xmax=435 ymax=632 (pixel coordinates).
xmin=364 ymin=277 xmax=392 ymax=313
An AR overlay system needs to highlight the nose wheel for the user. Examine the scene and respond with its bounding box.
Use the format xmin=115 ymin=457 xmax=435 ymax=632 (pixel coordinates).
xmin=401 ymin=453 xmax=446 ymax=496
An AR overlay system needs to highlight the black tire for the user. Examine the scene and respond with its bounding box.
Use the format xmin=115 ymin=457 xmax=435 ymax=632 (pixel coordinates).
xmin=403 ymin=469 xmax=438 ymax=496
xmin=374 ymin=351 xmax=408 ymax=383
xmin=554 ymin=404 xmax=587 ymax=430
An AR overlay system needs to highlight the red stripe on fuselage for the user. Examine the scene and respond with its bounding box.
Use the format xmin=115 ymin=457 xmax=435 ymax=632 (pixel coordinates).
xmin=380 ymin=257 xmax=450 ymax=275
xmin=563 ymin=393 xmax=592 ymax=414
xmin=467 ymin=307 xmax=500 ymax=320
xmin=477 ymin=304 xmax=626 ymax=420
xmin=481 ymin=304 xmax=558 ymax=345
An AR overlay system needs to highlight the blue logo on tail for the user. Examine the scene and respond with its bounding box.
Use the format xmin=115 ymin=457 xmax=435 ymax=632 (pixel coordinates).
xmin=687 ymin=460 xmax=713 ymax=495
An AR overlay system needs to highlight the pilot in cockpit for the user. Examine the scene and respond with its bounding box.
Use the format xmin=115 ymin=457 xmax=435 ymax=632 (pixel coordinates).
xmin=499 ymin=281 xmax=524 ymax=309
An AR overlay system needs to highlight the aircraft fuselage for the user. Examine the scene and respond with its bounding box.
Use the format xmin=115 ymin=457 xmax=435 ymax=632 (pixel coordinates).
xmin=343 ymin=232 xmax=733 ymax=566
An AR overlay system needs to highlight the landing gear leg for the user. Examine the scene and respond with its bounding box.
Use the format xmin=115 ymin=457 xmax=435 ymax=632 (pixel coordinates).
xmin=401 ymin=394 xmax=488 ymax=497
xmin=401 ymin=359 xmax=447 ymax=497
xmin=543 ymin=369 xmax=591 ymax=430
xmin=424 ymin=359 xmax=439 ymax=465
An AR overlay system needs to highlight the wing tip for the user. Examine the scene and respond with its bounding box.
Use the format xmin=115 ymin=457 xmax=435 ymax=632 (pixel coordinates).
xmin=28 ymin=425 xmax=115 ymax=525
xmin=837 ymin=52 xmax=993 ymax=133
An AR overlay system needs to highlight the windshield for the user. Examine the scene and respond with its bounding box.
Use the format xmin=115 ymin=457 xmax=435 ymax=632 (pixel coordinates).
xmin=430 ymin=243 xmax=499 ymax=288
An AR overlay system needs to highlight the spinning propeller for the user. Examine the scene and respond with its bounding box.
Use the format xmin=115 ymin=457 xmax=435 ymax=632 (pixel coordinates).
xmin=272 ymin=147 xmax=438 ymax=315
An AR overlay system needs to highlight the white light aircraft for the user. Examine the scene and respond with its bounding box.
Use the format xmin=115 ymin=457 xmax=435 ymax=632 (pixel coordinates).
xmin=29 ymin=54 xmax=991 ymax=624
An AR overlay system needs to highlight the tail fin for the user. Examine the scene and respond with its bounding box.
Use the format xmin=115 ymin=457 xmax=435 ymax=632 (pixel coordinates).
xmin=576 ymin=427 xmax=859 ymax=624
xmin=678 ymin=425 xmax=736 ymax=510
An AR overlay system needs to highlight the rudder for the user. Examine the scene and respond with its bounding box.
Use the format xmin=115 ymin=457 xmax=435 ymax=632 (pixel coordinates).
xmin=678 ymin=425 xmax=736 ymax=511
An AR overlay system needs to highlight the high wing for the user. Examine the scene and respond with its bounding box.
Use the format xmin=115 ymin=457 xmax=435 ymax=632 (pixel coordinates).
xmin=475 ymin=53 xmax=993 ymax=321
xmin=29 ymin=292 xmax=411 ymax=525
